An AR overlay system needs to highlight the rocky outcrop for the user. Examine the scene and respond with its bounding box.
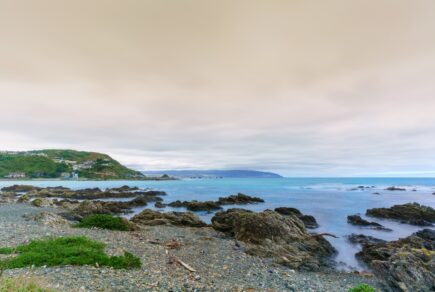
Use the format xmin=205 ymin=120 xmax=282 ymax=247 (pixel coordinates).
xmin=154 ymin=201 xmax=166 ymax=208
xmin=168 ymin=193 xmax=265 ymax=212
xmin=274 ymin=207 xmax=319 ymax=229
xmin=347 ymin=215 xmax=392 ymax=231
xmin=366 ymin=203 xmax=435 ymax=226
xmin=131 ymin=209 xmax=207 ymax=227
xmin=347 ymin=234 xmax=386 ymax=245
xmin=211 ymin=209 xmax=336 ymax=271
xmin=168 ymin=200 xmax=222 ymax=211
xmin=1 ymin=185 xmax=40 ymax=192
xmin=357 ymin=229 xmax=435 ymax=291
xmin=23 ymin=211 xmax=69 ymax=227
xmin=217 ymin=193 xmax=264 ymax=205
xmin=107 ymin=185 xmax=139 ymax=192
xmin=31 ymin=197 xmax=51 ymax=207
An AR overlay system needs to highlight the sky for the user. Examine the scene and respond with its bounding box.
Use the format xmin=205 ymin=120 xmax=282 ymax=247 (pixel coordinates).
xmin=1 ymin=0 xmax=435 ymax=177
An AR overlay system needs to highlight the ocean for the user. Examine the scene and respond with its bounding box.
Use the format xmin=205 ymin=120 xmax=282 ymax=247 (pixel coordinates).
xmin=1 ymin=177 xmax=434 ymax=270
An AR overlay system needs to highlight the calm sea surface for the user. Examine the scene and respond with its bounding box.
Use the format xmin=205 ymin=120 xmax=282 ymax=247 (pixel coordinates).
xmin=1 ymin=177 xmax=434 ymax=270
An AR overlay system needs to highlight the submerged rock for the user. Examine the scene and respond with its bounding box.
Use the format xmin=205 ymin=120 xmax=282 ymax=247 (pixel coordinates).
xmin=366 ymin=203 xmax=435 ymax=226
xmin=154 ymin=201 xmax=166 ymax=208
xmin=347 ymin=215 xmax=392 ymax=231
xmin=211 ymin=209 xmax=336 ymax=271
xmin=385 ymin=186 xmax=406 ymax=191
xmin=347 ymin=234 xmax=386 ymax=245
xmin=357 ymin=229 xmax=435 ymax=291
xmin=131 ymin=209 xmax=207 ymax=227
xmin=275 ymin=207 xmax=319 ymax=229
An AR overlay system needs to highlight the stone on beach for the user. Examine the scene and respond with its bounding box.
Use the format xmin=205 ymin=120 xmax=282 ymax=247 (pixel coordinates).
xmin=131 ymin=209 xmax=207 ymax=227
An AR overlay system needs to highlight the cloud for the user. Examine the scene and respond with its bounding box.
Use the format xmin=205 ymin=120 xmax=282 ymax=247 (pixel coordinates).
xmin=1 ymin=0 xmax=435 ymax=176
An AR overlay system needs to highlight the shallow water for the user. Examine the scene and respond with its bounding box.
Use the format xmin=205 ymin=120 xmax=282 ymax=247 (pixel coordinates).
xmin=1 ymin=177 xmax=434 ymax=270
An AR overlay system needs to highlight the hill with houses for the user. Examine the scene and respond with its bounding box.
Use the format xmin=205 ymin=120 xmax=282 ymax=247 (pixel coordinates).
xmin=0 ymin=150 xmax=146 ymax=180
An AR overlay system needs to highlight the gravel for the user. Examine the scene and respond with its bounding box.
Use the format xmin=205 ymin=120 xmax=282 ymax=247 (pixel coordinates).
xmin=0 ymin=203 xmax=382 ymax=291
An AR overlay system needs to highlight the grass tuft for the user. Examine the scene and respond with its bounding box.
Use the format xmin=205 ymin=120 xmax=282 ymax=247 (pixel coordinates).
xmin=0 ymin=277 xmax=55 ymax=292
xmin=73 ymin=214 xmax=132 ymax=231
xmin=0 ymin=236 xmax=141 ymax=270
xmin=348 ymin=283 xmax=376 ymax=292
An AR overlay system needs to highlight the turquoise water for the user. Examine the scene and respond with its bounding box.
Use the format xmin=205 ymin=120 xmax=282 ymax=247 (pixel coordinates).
xmin=1 ymin=177 xmax=434 ymax=270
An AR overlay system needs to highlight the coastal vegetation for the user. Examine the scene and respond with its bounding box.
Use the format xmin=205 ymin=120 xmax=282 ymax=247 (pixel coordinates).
xmin=348 ymin=284 xmax=375 ymax=292
xmin=0 ymin=149 xmax=147 ymax=180
xmin=74 ymin=214 xmax=132 ymax=231
xmin=0 ymin=236 xmax=141 ymax=269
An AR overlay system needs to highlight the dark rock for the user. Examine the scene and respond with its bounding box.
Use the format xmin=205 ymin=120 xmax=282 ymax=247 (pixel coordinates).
xmin=107 ymin=185 xmax=139 ymax=192
xmin=1 ymin=185 xmax=40 ymax=192
xmin=347 ymin=234 xmax=386 ymax=245
xmin=131 ymin=209 xmax=207 ymax=227
xmin=366 ymin=203 xmax=435 ymax=226
xmin=168 ymin=200 xmax=222 ymax=211
xmin=274 ymin=207 xmax=302 ymax=217
xmin=274 ymin=207 xmax=319 ymax=229
xmin=373 ymin=192 xmax=381 ymax=195
xmin=356 ymin=229 xmax=435 ymax=291
xmin=385 ymin=186 xmax=406 ymax=191
xmin=217 ymin=193 xmax=264 ymax=205
xmin=347 ymin=215 xmax=392 ymax=231
xmin=154 ymin=201 xmax=166 ymax=208
xmin=211 ymin=209 xmax=336 ymax=271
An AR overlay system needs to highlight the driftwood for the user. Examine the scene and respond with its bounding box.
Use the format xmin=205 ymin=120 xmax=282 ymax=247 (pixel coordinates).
xmin=310 ymin=232 xmax=338 ymax=238
xmin=165 ymin=249 xmax=196 ymax=272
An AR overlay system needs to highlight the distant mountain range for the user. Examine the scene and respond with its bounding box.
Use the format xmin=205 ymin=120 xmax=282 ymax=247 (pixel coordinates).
xmin=141 ymin=170 xmax=283 ymax=178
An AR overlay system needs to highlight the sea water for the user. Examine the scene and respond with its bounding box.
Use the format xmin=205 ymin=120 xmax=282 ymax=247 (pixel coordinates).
xmin=1 ymin=177 xmax=434 ymax=270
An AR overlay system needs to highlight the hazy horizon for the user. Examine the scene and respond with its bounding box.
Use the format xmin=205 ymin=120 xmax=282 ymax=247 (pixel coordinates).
xmin=2 ymin=1 xmax=435 ymax=176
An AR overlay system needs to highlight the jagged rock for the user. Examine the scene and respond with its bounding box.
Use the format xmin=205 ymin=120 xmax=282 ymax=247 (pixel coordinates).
xmin=107 ymin=185 xmax=139 ymax=192
xmin=1 ymin=185 xmax=40 ymax=192
xmin=347 ymin=234 xmax=386 ymax=245
xmin=23 ymin=211 xmax=69 ymax=227
xmin=131 ymin=209 xmax=207 ymax=227
xmin=31 ymin=197 xmax=50 ymax=207
xmin=357 ymin=229 xmax=435 ymax=291
xmin=217 ymin=193 xmax=264 ymax=205
xmin=69 ymin=197 xmax=151 ymax=217
xmin=347 ymin=215 xmax=392 ymax=231
xmin=168 ymin=200 xmax=222 ymax=211
xmin=211 ymin=209 xmax=336 ymax=271
xmin=366 ymin=203 xmax=435 ymax=226
xmin=275 ymin=207 xmax=319 ymax=229
xmin=385 ymin=186 xmax=406 ymax=191
xmin=154 ymin=201 xmax=166 ymax=208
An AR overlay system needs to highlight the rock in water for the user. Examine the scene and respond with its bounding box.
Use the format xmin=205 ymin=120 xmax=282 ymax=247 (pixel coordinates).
xmin=275 ymin=207 xmax=319 ymax=229
xmin=356 ymin=229 xmax=435 ymax=291
xmin=366 ymin=203 xmax=435 ymax=226
xmin=131 ymin=209 xmax=207 ymax=227
xmin=347 ymin=234 xmax=386 ymax=245
xmin=211 ymin=209 xmax=336 ymax=271
xmin=347 ymin=215 xmax=392 ymax=231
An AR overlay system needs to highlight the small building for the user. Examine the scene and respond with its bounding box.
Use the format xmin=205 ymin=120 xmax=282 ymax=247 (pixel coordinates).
xmin=5 ymin=172 xmax=26 ymax=179
xmin=60 ymin=172 xmax=71 ymax=179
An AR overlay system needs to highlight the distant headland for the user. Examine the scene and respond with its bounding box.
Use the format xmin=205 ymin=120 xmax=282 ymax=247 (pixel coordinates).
xmin=141 ymin=169 xmax=283 ymax=179
xmin=0 ymin=149 xmax=171 ymax=180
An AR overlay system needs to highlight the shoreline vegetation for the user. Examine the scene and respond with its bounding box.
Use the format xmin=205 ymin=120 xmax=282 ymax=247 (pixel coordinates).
xmin=0 ymin=184 xmax=434 ymax=291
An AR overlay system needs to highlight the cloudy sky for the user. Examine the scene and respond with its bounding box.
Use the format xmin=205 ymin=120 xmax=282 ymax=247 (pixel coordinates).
xmin=1 ymin=0 xmax=435 ymax=176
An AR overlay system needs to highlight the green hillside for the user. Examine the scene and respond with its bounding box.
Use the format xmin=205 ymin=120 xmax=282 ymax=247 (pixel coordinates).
xmin=0 ymin=150 xmax=145 ymax=180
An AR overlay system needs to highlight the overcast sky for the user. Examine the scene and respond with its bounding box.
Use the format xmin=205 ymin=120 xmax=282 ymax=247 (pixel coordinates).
xmin=1 ymin=0 xmax=435 ymax=176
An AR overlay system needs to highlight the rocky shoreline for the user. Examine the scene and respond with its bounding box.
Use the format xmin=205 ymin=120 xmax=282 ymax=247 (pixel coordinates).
xmin=0 ymin=203 xmax=381 ymax=291
xmin=1 ymin=185 xmax=434 ymax=291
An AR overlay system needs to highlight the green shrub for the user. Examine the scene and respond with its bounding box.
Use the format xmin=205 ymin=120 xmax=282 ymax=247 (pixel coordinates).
xmin=349 ymin=283 xmax=376 ymax=292
xmin=0 ymin=236 xmax=141 ymax=270
xmin=0 ymin=277 xmax=55 ymax=292
xmin=73 ymin=214 xmax=131 ymax=231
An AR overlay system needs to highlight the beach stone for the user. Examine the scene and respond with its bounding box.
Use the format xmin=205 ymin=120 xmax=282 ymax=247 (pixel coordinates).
xmin=366 ymin=203 xmax=435 ymax=226
xmin=211 ymin=209 xmax=336 ymax=271
xmin=357 ymin=229 xmax=435 ymax=291
xmin=131 ymin=209 xmax=207 ymax=227
xmin=23 ymin=211 xmax=69 ymax=227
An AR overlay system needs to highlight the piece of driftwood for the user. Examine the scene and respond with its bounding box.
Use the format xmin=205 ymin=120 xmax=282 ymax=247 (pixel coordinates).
xmin=165 ymin=249 xmax=196 ymax=272
xmin=311 ymin=232 xmax=338 ymax=238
